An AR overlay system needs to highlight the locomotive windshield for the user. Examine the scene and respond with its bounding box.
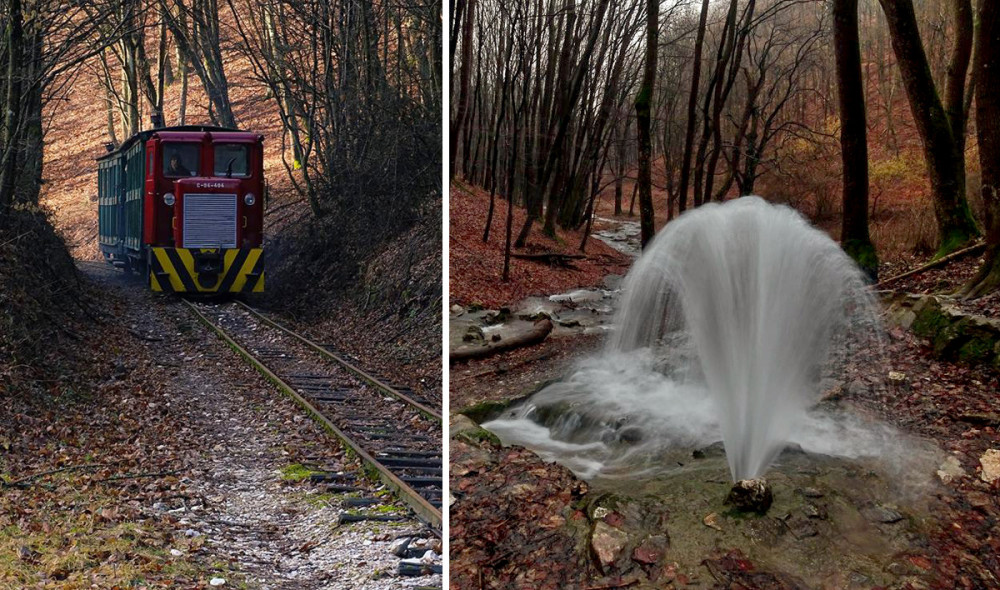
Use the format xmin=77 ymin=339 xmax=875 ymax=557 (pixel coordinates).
xmin=163 ymin=144 xmax=200 ymax=177
xmin=214 ymin=143 xmax=250 ymax=178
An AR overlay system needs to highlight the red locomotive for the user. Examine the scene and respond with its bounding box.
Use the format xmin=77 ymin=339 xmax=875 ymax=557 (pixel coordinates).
xmin=98 ymin=125 xmax=265 ymax=293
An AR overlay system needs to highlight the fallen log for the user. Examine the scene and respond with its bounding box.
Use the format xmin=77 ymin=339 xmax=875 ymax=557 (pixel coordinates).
xmin=876 ymin=241 xmax=986 ymax=289
xmin=449 ymin=319 xmax=554 ymax=363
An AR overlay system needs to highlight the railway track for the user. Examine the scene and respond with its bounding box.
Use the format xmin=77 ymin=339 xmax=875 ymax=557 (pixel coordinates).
xmin=182 ymin=299 xmax=443 ymax=531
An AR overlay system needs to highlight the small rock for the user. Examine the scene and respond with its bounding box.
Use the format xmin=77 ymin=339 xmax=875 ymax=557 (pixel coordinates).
xmin=170 ymin=548 xmax=183 ymax=557
xmin=389 ymin=537 xmax=411 ymax=557
xmin=887 ymin=370 xmax=907 ymax=384
xmin=979 ymin=449 xmax=1000 ymax=484
xmin=703 ymin=512 xmax=723 ymax=531
xmin=450 ymin=304 xmax=465 ymax=316
xmin=861 ymin=505 xmax=903 ymax=524
xmin=462 ymin=325 xmax=485 ymax=343
xmin=616 ymin=426 xmax=643 ymax=444
xmin=725 ymin=478 xmax=773 ymax=513
xmin=796 ymin=487 xmax=824 ymax=498
xmin=209 ymin=578 xmax=226 ymax=586
xmin=937 ymin=455 xmax=966 ymax=484
xmin=591 ymin=521 xmax=629 ymax=571
xmin=802 ymin=503 xmax=827 ymax=520
xmin=692 ymin=441 xmax=726 ymax=459
xmin=632 ymin=534 xmax=668 ymax=565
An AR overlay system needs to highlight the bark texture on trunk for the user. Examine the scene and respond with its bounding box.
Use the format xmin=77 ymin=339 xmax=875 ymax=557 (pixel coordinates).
xmin=880 ymin=0 xmax=979 ymax=257
xmin=959 ymin=0 xmax=1000 ymax=298
xmin=636 ymin=0 xmax=658 ymax=249
xmin=834 ymin=0 xmax=877 ymax=280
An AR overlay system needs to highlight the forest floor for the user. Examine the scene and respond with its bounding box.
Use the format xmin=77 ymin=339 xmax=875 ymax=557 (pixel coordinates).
xmin=449 ymin=188 xmax=1000 ymax=588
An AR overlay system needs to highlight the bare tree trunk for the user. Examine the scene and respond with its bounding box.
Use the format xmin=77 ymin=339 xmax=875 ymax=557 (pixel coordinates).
xmin=636 ymin=0 xmax=658 ymax=248
xmin=677 ymin=0 xmax=710 ymax=215
xmin=959 ymin=0 xmax=1000 ymax=298
xmin=0 ymin=0 xmax=24 ymax=206
xmin=945 ymin=0 xmax=973 ymax=155
xmin=834 ymin=0 xmax=877 ymax=280
xmin=880 ymin=0 xmax=979 ymax=257
xmin=451 ymin=0 xmax=474 ymax=179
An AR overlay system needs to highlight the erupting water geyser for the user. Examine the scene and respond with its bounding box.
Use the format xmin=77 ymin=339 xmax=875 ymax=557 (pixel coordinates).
xmin=484 ymin=197 xmax=885 ymax=487
xmin=608 ymin=196 xmax=880 ymax=481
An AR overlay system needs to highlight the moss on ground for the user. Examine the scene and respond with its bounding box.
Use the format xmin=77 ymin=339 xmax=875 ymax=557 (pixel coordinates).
xmin=842 ymin=238 xmax=878 ymax=282
xmin=280 ymin=463 xmax=322 ymax=482
xmin=457 ymin=426 xmax=502 ymax=447
xmin=459 ymin=400 xmax=512 ymax=424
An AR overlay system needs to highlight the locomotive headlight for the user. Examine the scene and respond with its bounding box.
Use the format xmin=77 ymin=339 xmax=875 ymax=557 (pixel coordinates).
xmin=244 ymin=193 xmax=256 ymax=206
xmin=163 ymin=193 xmax=175 ymax=206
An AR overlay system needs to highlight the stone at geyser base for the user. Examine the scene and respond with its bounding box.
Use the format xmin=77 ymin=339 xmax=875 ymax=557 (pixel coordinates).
xmin=980 ymin=449 xmax=1000 ymax=484
xmin=725 ymin=478 xmax=774 ymax=513
xmin=937 ymin=455 xmax=966 ymax=484
xmin=590 ymin=520 xmax=629 ymax=571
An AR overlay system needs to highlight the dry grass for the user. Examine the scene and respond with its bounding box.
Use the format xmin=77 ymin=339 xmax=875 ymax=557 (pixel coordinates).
xmin=0 ymin=483 xmax=226 ymax=589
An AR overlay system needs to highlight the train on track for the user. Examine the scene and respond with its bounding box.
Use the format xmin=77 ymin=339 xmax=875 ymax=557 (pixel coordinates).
xmin=97 ymin=125 xmax=265 ymax=293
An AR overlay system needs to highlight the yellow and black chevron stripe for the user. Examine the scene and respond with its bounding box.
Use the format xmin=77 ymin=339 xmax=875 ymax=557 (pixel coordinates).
xmin=149 ymin=247 xmax=264 ymax=293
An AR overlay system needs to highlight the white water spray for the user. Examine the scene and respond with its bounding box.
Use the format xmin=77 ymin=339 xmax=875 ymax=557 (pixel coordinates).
xmin=486 ymin=197 xmax=886 ymax=482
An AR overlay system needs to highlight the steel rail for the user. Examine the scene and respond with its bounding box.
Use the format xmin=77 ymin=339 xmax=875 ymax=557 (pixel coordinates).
xmin=234 ymin=300 xmax=442 ymax=422
xmin=181 ymin=299 xmax=442 ymax=530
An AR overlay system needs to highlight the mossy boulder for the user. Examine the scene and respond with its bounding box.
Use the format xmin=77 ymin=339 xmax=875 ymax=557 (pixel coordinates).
xmin=888 ymin=294 xmax=1000 ymax=367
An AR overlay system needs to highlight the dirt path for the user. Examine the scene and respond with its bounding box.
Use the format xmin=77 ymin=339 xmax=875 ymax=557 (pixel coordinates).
xmin=76 ymin=261 xmax=441 ymax=589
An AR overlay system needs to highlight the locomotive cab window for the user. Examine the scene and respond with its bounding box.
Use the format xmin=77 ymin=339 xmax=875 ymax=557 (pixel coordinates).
xmin=214 ymin=144 xmax=250 ymax=178
xmin=162 ymin=144 xmax=200 ymax=177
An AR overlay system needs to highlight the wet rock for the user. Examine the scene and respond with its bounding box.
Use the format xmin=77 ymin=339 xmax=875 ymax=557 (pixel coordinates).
xmin=787 ymin=517 xmax=818 ymax=539
xmin=462 ymin=325 xmax=485 ymax=343
xmin=518 ymin=311 xmax=552 ymax=321
xmin=591 ymin=521 xmax=629 ymax=571
xmin=482 ymin=308 xmax=511 ymax=325
xmin=631 ymin=534 xmax=668 ymax=566
xmin=725 ymin=478 xmax=773 ymax=514
xmin=979 ymin=449 xmax=1000 ymax=483
xmin=802 ymin=503 xmax=827 ymax=520
xmin=937 ymin=455 xmax=966 ymax=484
xmin=861 ymin=505 xmax=903 ymax=524
xmin=703 ymin=549 xmax=810 ymax=589
xmin=693 ymin=441 xmax=726 ymax=459
xmin=796 ymin=487 xmax=824 ymax=498
xmin=616 ymin=426 xmax=643 ymax=444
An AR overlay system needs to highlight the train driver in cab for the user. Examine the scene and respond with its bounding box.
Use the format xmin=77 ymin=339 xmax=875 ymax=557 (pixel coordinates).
xmin=167 ymin=153 xmax=191 ymax=177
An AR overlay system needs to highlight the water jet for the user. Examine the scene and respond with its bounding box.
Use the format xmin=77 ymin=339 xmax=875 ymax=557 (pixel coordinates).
xmin=486 ymin=197 xmax=884 ymax=483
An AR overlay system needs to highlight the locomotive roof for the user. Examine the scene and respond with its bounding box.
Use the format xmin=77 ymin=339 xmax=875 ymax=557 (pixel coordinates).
xmin=96 ymin=125 xmax=250 ymax=162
